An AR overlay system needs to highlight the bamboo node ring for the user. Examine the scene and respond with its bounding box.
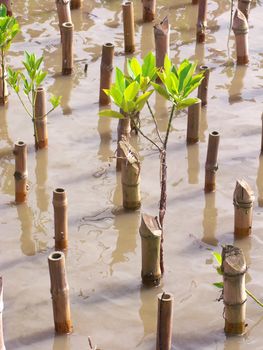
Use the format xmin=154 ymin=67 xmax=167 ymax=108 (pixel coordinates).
xmin=224 ymin=298 xmax=247 ymax=307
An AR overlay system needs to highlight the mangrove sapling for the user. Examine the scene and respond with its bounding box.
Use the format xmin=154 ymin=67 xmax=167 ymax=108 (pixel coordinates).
xmin=99 ymin=53 xmax=204 ymax=274
xmin=0 ymin=4 xmax=19 ymax=105
xmin=7 ymin=52 xmax=61 ymax=150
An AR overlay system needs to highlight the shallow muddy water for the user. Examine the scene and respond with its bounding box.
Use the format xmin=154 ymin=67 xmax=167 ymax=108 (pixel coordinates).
xmin=0 ymin=0 xmax=263 ymax=349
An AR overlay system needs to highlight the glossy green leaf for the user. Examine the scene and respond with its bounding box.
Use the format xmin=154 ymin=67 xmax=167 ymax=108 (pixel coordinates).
xmin=130 ymin=57 xmax=141 ymax=77
xmin=213 ymin=252 xmax=222 ymax=265
xmin=142 ymin=52 xmax=155 ymax=77
xmin=213 ymin=282 xmax=224 ymax=289
xmin=135 ymin=90 xmax=154 ymax=111
xmin=124 ymin=81 xmax=140 ymax=101
xmin=0 ymin=4 xmax=7 ymax=17
xmin=177 ymin=97 xmax=200 ymax=110
xmin=99 ymin=109 xmax=124 ymax=119
xmin=115 ymin=67 xmax=125 ymax=93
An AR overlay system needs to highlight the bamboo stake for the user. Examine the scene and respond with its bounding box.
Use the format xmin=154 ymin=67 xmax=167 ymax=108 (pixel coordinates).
xmin=99 ymin=43 xmax=114 ymax=106
xmin=122 ymin=1 xmax=135 ymax=54
xmin=197 ymin=65 xmax=209 ymax=106
xmin=34 ymin=86 xmax=48 ymax=150
xmin=56 ymin=0 xmax=71 ymax=37
xmin=48 ymin=251 xmax=72 ymax=334
xmin=0 ymin=0 xmax=12 ymax=16
xmin=156 ymin=292 xmax=174 ymax=350
xmin=62 ymin=22 xmax=74 ymax=75
xmin=232 ymin=9 xmax=249 ymax=65
xmin=154 ymin=16 xmax=170 ymax=70
xmin=53 ymin=188 xmax=68 ymax=250
xmin=70 ymin=0 xmax=82 ymax=10
xmin=233 ymin=179 xmax=254 ymax=239
xmin=187 ymin=98 xmax=201 ymax=144
xmin=221 ymin=245 xmax=247 ymax=335
xmin=140 ymin=213 xmax=162 ymax=287
xmin=0 ymin=277 xmax=5 ymax=350
xmin=119 ymin=138 xmax=141 ymax=210
xmin=196 ymin=0 xmax=207 ymax=43
xmin=238 ymin=0 xmax=251 ymax=20
xmin=204 ymin=131 xmax=220 ymax=193
xmin=192 ymin=0 xmax=198 ymax=4
xmin=116 ymin=115 xmax=131 ymax=171
xmin=142 ymin=0 xmax=156 ymax=22
xmin=0 ymin=68 xmax=8 ymax=106
xmin=14 ymin=141 xmax=28 ymax=204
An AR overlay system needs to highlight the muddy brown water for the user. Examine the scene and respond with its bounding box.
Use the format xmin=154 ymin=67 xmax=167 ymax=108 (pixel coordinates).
xmin=0 ymin=0 xmax=263 ymax=349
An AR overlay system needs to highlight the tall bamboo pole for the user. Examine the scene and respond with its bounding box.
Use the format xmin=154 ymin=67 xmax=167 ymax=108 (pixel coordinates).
xmin=197 ymin=65 xmax=209 ymax=106
xmin=204 ymin=131 xmax=220 ymax=192
xmin=34 ymin=86 xmax=48 ymax=150
xmin=70 ymin=0 xmax=82 ymax=10
xmin=56 ymin=0 xmax=71 ymax=37
xmin=62 ymin=22 xmax=74 ymax=75
xmin=238 ymin=0 xmax=251 ymax=20
xmin=0 ymin=0 xmax=12 ymax=16
xmin=156 ymin=292 xmax=174 ymax=350
xmin=196 ymin=0 xmax=207 ymax=43
xmin=233 ymin=179 xmax=254 ymax=239
xmin=142 ymin=0 xmax=156 ymax=22
xmin=53 ymin=188 xmax=68 ymax=250
xmin=122 ymin=1 xmax=135 ymax=54
xmin=0 ymin=277 xmax=5 ymax=350
xmin=154 ymin=16 xmax=170 ymax=70
xmin=14 ymin=141 xmax=28 ymax=204
xmin=48 ymin=251 xmax=72 ymax=334
xmin=232 ymin=9 xmax=249 ymax=65
xmin=99 ymin=43 xmax=114 ymax=106
xmin=221 ymin=245 xmax=247 ymax=335
xmin=187 ymin=98 xmax=201 ymax=144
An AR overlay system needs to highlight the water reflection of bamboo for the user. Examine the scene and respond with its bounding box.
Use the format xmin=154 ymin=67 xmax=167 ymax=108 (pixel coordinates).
xmin=224 ymin=337 xmax=243 ymax=350
xmin=194 ymin=43 xmax=205 ymax=66
xmin=97 ymin=116 xmax=114 ymax=162
xmin=187 ymin=143 xmax=200 ymax=184
xmin=52 ymin=334 xmax=71 ymax=350
xmin=17 ymin=203 xmax=37 ymax=256
xmin=234 ymin=236 xmax=252 ymax=283
xmin=201 ymin=192 xmax=218 ymax=246
xmin=35 ymin=149 xmax=49 ymax=212
xmin=199 ymin=107 xmax=208 ymax=143
xmin=140 ymin=22 xmax=154 ymax=58
xmin=256 ymin=155 xmax=263 ymax=207
xmin=228 ymin=65 xmax=248 ymax=104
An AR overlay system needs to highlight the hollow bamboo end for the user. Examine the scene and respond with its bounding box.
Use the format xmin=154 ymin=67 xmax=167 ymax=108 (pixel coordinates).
xmin=140 ymin=213 xmax=162 ymax=238
xmin=158 ymin=292 xmax=173 ymax=302
xmin=123 ymin=1 xmax=133 ymax=8
xmin=14 ymin=140 xmax=26 ymax=149
xmin=49 ymin=251 xmax=64 ymax=261
xmin=233 ymin=9 xmax=248 ymax=33
xmin=222 ymin=245 xmax=246 ymax=275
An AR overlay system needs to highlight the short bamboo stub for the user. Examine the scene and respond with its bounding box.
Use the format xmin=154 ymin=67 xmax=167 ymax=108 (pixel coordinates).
xmin=62 ymin=22 xmax=74 ymax=75
xmin=56 ymin=0 xmax=71 ymax=36
xmin=187 ymin=98 xmax=201 ymax=144
xmin=156 ymin=292 xmax=174 ymax=350
xmin=99 ymin=43 xmax=114 ymax=106
xmin=35 ymin=86 xmax=48 ymax=149
xmin=14 ymin=141 xmax=28 ymax=204
xmin=232 ymin=9 xmax=249 ymax=65
xmin=204 ymin=131 xmax=220 ymax=192
xmin=197 ymin=65 xmax=209 ymax=106
xmin=196 ymin=0 xmax=207 ymax=43
xmin=122 ymin=1 xmax=135 ymax=54
xmin=53 ymin=188 xmax=68 ymax=250
xmin=154 ymin=16 xmax=170 ymax=70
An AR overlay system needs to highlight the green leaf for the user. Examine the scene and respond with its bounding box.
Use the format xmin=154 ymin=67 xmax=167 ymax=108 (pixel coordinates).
xmin=127 ymin=59 xmax=135 ymax=79
xmin=177 ymin=97 xmax=200 ymax=110
xmin=142 ymin=51 xmax=156 ymax=77
xmin=49 ymin=94 xmax=61 ymax=108
xmin=135 ymin=90 xmax=154 ymax=111
xmin=115 ymin=67 xmax=125 ymax=93
xmin=0 ymin=4 xmax=7 ymax=17
xmin=213 ymin=282 xmax=224 ymax=289
xmin=108 ymin=85 xmax=123 ymax=107
xmin=151 ymin=82 xmax=170 ymax=100
xmin=35 ymin=71 xmax=47 ymax=86
xmin=99 ymin=109 xmax=124 ymax=119
xmin=130 ymin=57 xmax=142 ymax=77
xmin=164 ymin=55 xmax=171 ymax=74
xmin=213 ymin=252 xmax=222 ymax=265
xmin=124 ymin=81 xmax=140 ymax=101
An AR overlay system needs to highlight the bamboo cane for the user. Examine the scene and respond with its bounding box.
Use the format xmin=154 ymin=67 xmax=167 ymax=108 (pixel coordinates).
xmin=140 ymin=213 xmax=162 ymax=287
xmin=14 ymin=141 xmax=27 ymax=204
xmin=154 ymin=16 xmax=170 ymax=70
xmin=204 ymin=131 xmax=220 ymax=193
xmin=0 ymin=68 xmax=8 ymax=106
xmin=99 ymin=43 xmax=114 ymax=106
xmin=34 ymin=86 xmax=48 ymax=150
xmin=62 ymin=22 xmax=74 ymax=75
xmin=116 ymin=115 xmax=131 ymax=171
xmin=221 ymin=245 xmax=247 ymax=335
xmin=232 ymin=9 xmax=249 ymax=65
xmin=0 ymin=0 xmax=12 ymax=16
xmin=119 ymin=138 xmax=141 ymax=210
xmin=187 ymin=98 xmax=201 ymax=144
xmin=233 ymin=179 xmax=254 ymax=239
xmin=70 ymin=0 xmax=82 ymax=10
xmin=196 ymin=0 xmax=207 ymax=43
xmin=56 ymin=0 xmax=71 ymax=37
xmin=48 ymin=251 xmax=72 ymax=334
xmin=197 ymin=65 xmax=209 ymax=106
xmin=142 ymin=0 xmax=156 ymax=22
xmin=0 ymin=277 xmax=5 ymax=350
xmin=122 ymin=1 xmax=135 ymax=54
xmin=156 ymin=292 xmax=174 ymax=350
xmin=238 ymin=0 xmax=251 ymax=20
xmin=53 ymin=188 xmax=68 ymax=250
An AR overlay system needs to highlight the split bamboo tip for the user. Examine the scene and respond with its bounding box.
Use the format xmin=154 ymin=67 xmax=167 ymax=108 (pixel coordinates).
xmin=53 ymin=188 xmax=68 ymax=250
xmin=14 ymin=141 xmax=28 ymax=204
xmin=156 ymin=292 xmax=174 ymax=350
xmin=233 ymin=9 xmax=249 ymax=35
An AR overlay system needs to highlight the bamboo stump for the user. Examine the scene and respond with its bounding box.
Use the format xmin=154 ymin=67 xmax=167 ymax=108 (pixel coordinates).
xmin=48 ymin=251 xmax=72 ymax=334
xmin=122 ymin=1 xmax=135 ymax=54
xmin=70 ymin=0 xmax=82 ymax=10
xmin=116 ymin=115 xmax=131 ymax=171
xmin=140 ymin=213 xmax=162 ymax=287
xmin=14 ymin=141 xmax=28 ymax=204
xmin=221 ymin=245 xmax=247 ymax=335
xmin=232 ymin=9 xmax=249 ymax=65
xmin=197 ymin=65 xmax=209 ymax=106
xmin=0 ymin=68 xmax=8 ymax=106
xmin=34 ymin=86 xmax=48 ymax=149
xmin=238 ymin=0 xmax=251 ymax=20
xmin=119 ymin=138 xmax=141 ymax=210
xmin=56 ymin=0 xmax=71 ymax=38
xmin=53 ymin=188 xmax=68 ymax=250
xmin=62 ymin=22 xmax=74 ymax=75
xmin=233 ymin=179 xmax=254 ymax=239
xmin=196 ymin=0 xmax=207 ymax=43
xmin=142 ymin=0 xmax=156 ymax=22
xmin=154 ymin=16 xmax=170 ymax=70
xmin=187 ymin=98 xmax=201 ymax=144
xmin=156 ymin=292 xmax=174 ymax=350
xmin=99 ymin=43 xmax=114 ymax=106
xmin=0 ymin=0 xmax=12 ymax=16
xmin=204 ymin=131 xmax=220 ymax=192
xmin=0 ymin=277 xmax=5 ymax=350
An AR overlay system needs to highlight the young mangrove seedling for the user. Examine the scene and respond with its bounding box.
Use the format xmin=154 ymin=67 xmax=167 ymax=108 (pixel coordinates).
xmin=7 ymin=52 xmax=61 ymax=149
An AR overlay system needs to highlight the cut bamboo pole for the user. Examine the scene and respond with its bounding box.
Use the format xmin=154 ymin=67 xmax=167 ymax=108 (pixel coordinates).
xmin=62 ymin=22 xmax=74 ymax=75
xmin=119 ymin=138 xmax=141 ymax=210
xmin=221 ymin=245 xmax=247 ymax=335
xmin=14 ymin=141 xmax=28 ymax=204
xmin=156 ymin=292 xmax=174 ymax=350
xmin=70 ymin=0 xmax=82 ymax=10
xmin=0 ymin=277 xmax=5 ymax=350
xmin=187 ymin=98 xmax=201 ymax=144
xmin=204 ymin=131 xmax=220 ymax=193
xmin=197 ymin=65 xmax=209 ymax=106
xmin=196 ymin=0 xmax=207 ymax=43
xmin=233 ymin=179 xmax=254 ymax=239
xmin=53 ymin=188 xmax=68 ymax=250
xmin=122 ymin=1 xmax=135 ymax=54
xmin=56 ymin=0 xmax=71 ymax=37
xmin=34 ymin=86 xmax=48 ymax=150
xmin=154 ymin=16 xmax=170 ymax=70
xmin=232 ymin=9 xmax=249 ymax=65
xmin=99 ymin=43 xmax=114 ymax=106
xmin=238 ymin=0 xmax=251 ymax=20
xmin=116 ymin=115 xmax=131 ymax=171
xmin=0 ymin=0 xmax=12 ymax=16
xmin=139 ymin=213 xmax=162 ymax=287
xmin=0 ymin=68 xmax=8 ymax=106
xmin=48 ymin=251 xmax=72 ymax=334
xmin=142 ymin=0 xmax=156 ymax=22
